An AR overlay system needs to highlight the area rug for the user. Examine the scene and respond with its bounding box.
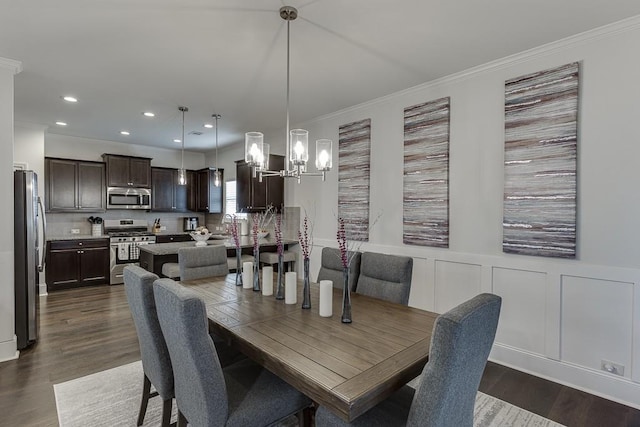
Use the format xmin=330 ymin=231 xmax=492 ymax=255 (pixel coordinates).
xmin=55 ymin=361 xmax=564 ymax=426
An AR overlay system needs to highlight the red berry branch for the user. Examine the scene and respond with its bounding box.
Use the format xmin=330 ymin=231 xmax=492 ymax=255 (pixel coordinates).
xmin=230 ymin=215 xmax=240 ymax=249
xmin=298 ymin=215 xmax=312 ymax=260
xmin=275 ymin=214 xmax=283 ymax=255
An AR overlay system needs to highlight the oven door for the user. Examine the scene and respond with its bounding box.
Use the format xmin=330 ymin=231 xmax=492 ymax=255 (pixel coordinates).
xmin=109 ymin=241 xmax=154 ymax=285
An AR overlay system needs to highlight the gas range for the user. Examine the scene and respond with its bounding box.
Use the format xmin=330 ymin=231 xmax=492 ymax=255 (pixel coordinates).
xmin=104 ymin=219 xmax=156 ymax=243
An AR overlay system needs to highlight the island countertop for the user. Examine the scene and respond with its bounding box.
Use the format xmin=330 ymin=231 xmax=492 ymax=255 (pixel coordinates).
xmin=139 ymin=237 xmax=298 ymax=256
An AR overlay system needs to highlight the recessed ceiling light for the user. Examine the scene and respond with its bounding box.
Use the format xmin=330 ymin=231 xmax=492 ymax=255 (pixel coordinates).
xmin=204 ymin=123 xmax=213 ymax=128
xmin=143 ymin=112 xmax=155 ymax=117
xmin=55 ymin=121 xmax=67 ymax=126
xmin=173 ymin=138 xmax=181 ymax=143
xmin=63 ymin=96 xmax=78 ymax=103
xmin=120 ymin=131 xmax=130 ymax=136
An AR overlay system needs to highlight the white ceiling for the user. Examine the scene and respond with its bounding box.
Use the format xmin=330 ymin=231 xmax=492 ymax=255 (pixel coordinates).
xmin=2 ymin=0 xmax=640 ymax=152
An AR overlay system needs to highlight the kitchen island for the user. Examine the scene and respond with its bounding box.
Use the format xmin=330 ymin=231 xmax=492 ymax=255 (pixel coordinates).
xmin=138 ymin=236 xmax=298 ymax=277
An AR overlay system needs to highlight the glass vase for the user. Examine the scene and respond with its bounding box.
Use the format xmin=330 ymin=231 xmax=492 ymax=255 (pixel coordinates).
xmin=235 ymin=248 xmax=242 ymax=286
xmin=253 ymin=246 xmax=261 ymax=292
xmin=275 ymin=253 xmax=285 ymax=300
xmin=302 ymin=258 xmax=311 ymax=309
xmin=341 ymin=267 xmax=352 ymax=323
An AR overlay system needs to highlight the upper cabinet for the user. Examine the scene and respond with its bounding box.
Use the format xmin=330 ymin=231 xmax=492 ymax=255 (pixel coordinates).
xmin=45 ymin=158 xmax=106 ymax=212
xmin=195 ymin=168 xmax=224 ymax=213
xmin=236 ymin=155 xmax=284 ymax=212
xmin=102 ymin=154 xmax=151 ymax=188
xmin=151 ymin=167 xmax=190 ymax=212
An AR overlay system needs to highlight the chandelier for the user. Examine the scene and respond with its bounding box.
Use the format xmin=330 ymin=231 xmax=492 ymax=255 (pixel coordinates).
xmin=244 ymin=6 xmax=333 ymax=183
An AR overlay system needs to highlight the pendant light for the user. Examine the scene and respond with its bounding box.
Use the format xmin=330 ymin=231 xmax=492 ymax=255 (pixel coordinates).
xmin=177 ymin=106 xmax=188 ymax=186
xmin=244 ymin=5 xmax=332 ymax=183
xmin=213 ymin=114 xmax=221 ymax=187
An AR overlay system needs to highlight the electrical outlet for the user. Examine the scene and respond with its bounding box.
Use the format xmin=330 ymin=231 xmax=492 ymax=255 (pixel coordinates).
xmin=601 ymin=360 xmax=624 ymax=376
xmin=160 ymin=225 xmax=166 ymax=231
xmin=71 ymin=228 xmax=80 ymax=234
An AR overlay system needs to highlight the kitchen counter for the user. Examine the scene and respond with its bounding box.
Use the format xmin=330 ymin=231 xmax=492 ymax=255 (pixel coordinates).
xmin=138 ymin=237 xmax=298 ymax=277
xmin=47 ymin=234 xmax=109 ymax=241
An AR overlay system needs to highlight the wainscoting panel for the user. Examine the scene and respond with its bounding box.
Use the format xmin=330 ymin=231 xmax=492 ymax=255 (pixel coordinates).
xmin=493 ymin=267 xmax=547 ymax=356
xmin=434 ymin=260 xmax=482 ymax=313
xmin=561 ymin=275 xmax=633 ymax=378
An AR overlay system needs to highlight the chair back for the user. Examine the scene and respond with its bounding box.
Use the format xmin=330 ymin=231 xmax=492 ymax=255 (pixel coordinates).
xmin=407 ymin=293 xmax=502 ymax=427
xmin=356 ymin=252 xmax=413 ymax=305
xmin=316 ymin=247 xmax=361 ymax=291
xmin=179 ymin=245 xmax=229 ymax=281
xmin=122 ymin=265 xmax=173 ymax=399
xmin=153 ymin=278 xmax=228 ymax=426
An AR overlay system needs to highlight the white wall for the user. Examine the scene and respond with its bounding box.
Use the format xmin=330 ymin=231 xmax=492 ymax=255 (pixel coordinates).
xmin=292 ymin=18 xmax=640 ymax=408
xmin=46 ymin=133 xmax=206 ymax=170
xmin=0 ymin=57 xmax=22 ymax=362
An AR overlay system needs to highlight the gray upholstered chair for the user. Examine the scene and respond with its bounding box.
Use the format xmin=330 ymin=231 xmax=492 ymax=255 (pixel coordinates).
xmin=181 ymin=245 xmax=229 ymax=280
xmin=355 ymin=252 xmax=413 ymax=305
xmin=153 ymin=278 xmax=312 ymax=427
xmin=315 ymin=293 xmax=502 ymax=427
xmin=123 ymin=265 xmax=174 ymax=427
xmin=316 ymin=247 xmax=361 ymax=291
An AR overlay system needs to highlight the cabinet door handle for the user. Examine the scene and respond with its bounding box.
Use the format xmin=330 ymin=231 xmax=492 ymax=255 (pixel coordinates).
xmin=78 ymin=242 xmax=83 ymax=245
xmin=77 ymin=250 xmax=84 ymax=254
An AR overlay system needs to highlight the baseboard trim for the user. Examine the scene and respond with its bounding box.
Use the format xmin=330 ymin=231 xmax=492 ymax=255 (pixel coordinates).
xmin=39 ymin=283 xmax=47 ymax=296
xmin=0 ymin=336 xmax=19 ymax=363
xmin=490 ymin=344 xmax=640 ymax=410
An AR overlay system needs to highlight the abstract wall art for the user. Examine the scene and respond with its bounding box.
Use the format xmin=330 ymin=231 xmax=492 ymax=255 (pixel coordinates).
xmin=338 ymin=118 xmax=371 ymax=241
xmin=403 ymin=97 xmax=450 ymax=247
xmin=503 ymin=62 xmax=579 ymax=258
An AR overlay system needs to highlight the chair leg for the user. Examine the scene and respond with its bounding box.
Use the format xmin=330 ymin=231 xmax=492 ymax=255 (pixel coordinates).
xmin=136 ymin=375 xmax=152 ymax=426
xmin=296 ymin=404 xmax=315 ymax=427
xmin=177 ymin=410 xmax=188 ymax=427
xmin=161 ymin=398 xmax=173 ymax=427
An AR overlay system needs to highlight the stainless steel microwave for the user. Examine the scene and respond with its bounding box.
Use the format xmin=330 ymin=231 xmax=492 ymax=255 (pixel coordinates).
xmin=106 ymin=187 xmax=151 ymax=210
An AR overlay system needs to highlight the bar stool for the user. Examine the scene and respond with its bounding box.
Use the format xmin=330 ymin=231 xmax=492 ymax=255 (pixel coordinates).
xmin=259 ymin=251 xmax=296 ymax=272
xmin=227 ymin=254 xmax=253 ymax=271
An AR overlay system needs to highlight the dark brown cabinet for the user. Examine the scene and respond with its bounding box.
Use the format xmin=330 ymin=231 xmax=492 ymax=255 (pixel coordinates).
xmin=195 ymin=168 xmax=224 ymax=213
xmin=103 ymin=154 xmax=151 ymax=188
xmin=151 ymin=167 xmax=189 ymax=212
xmin=155 ymin=234 xmax=193 ymax=243
xmin=236 ymin=155 xmax=284 ymax=212
xmin=45 ymin=158 xmax=106 ymax=212
xmin=46 ymin=239 xmax=110 ymax=291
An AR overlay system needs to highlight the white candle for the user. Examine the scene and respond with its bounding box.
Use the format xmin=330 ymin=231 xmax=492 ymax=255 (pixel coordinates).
xmin=319 ymin=280 xmax=333 ymax=317
xmin=242 ymin=262 xmax=253 ymax=289
xmin=262 ymin=266 xmax=273 ymax=296
xmin=285 ymin=272 xmax=297 ymax=304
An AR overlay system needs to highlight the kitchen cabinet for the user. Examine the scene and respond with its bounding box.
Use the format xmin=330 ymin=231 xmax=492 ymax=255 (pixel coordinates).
xmin=103 ymin=154 xmax=151 ymax=188
xmin=45 ymin=158 xmax=106 ymax=212
xmin=155 ymin=234 xmax=193 ymax=243
xmin=151 ymin=167 xmax=190 ymax=212
xmin=195 ymin=168 xmax=224 ymax=213
xmin=236 ymin=155 xmax=284 ymax=212
xmin=46 ymin=238 xmax=110 ymax=291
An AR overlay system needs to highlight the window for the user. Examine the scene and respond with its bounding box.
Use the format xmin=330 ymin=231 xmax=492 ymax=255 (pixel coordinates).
xmin=225 ymin=180 xmax=237 ymax=215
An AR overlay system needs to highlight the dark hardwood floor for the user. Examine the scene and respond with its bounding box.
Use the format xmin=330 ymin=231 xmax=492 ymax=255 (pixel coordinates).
xmin=1 ymin=285 xmax=639 ymax=426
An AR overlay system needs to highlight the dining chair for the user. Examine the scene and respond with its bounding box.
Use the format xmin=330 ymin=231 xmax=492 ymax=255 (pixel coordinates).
xmin=355 ymin=252 xmax=413 ymax=305
xmin=162 ymin=245 xmax=229 ymax=280
xmin=315 ymin=293 xmax=502 ymax=427
xmin=316 ymin=247 xmax=361 ymax=291
xmin=153 ymin=278 xmax=313 ymax=427
xmin=123 ymin=265 xmax=174 ymax=427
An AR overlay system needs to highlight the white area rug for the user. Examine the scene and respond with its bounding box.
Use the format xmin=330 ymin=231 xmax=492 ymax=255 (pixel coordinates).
xmin=55 ymin=361 xmax=564 ymax=426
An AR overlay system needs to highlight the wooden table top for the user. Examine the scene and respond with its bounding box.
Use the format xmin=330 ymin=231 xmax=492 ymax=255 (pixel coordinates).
xmin=179 ymin=275 xmax=437 ymax=422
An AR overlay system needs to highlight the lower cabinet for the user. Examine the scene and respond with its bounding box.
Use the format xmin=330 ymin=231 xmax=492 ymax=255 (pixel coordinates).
xmin=46 ymin=239 xmax=110 ymax=291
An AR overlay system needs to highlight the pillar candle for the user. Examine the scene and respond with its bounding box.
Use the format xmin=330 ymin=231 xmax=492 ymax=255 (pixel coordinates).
xmin=262 ymin=266 xmax=273 ymax=296
xmin=285 ymin=272 xmax=297 ymax=304
xmin=242 ymin=262 xmax=253 ymax=289
xmin=319 ymin=280 xmax=333 ymax=317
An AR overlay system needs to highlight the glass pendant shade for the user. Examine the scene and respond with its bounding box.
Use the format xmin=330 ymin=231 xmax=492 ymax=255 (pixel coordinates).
xmin=245 ymin=132 xmax=264 ymax=166
xmin=213 ymin=169 xmax=221 ymax=187
xmin=177 ymin=168 xmax=187 ymax=186
xmin=315 ymin=139 xmax=332 ymax=171
xmin=290 ymin=129 xmax=308 ymax=165
xmin=259 ymin=143 xmax=270 ymax=170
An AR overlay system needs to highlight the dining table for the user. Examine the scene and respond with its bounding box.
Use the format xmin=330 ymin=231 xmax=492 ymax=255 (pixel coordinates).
xmin=178 ymin=274 xmax=438 ymax=422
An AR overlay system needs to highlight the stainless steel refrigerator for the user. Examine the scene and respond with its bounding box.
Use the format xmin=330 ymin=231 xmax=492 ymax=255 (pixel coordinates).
xmin=14 ymin=170 xmax=46 ymax=350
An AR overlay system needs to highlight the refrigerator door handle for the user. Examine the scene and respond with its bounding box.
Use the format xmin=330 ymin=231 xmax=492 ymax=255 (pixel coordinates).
xmin=37 ymin=196 xmax=47 ymax=272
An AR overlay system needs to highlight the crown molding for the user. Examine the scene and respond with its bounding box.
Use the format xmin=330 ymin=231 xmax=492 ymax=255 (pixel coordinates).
xmin=0 ymin=57 xmax=22 ymax=75
xmin=302 ymin=14 xmax=640 ymax=126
